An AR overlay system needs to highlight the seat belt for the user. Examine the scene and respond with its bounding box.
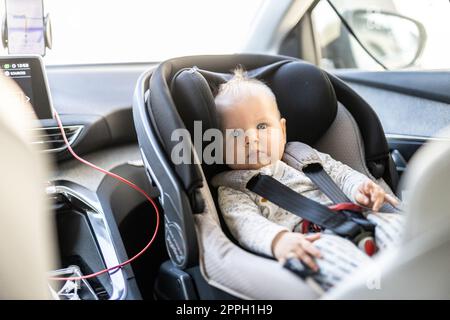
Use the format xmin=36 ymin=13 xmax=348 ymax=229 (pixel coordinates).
xmin=302 ymin=163 xmax=349 ymax=203
xmin=246 ymin=174 xmax=368 ymax=240
xmin=302 ymin=163 xmax=375 ymax=230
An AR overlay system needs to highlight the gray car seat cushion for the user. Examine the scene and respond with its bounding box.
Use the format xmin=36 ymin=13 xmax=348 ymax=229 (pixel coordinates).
xmin=314 ymin=103 xmax=399 ymax=208
xmin=194 ymin=213 xmax=320 ymax=299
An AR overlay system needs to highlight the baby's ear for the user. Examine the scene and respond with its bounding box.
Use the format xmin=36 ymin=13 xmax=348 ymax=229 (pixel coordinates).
xmin=280 ymin=118 xmax=287 ymax=139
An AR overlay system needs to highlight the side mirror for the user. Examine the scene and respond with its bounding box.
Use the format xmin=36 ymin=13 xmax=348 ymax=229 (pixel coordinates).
xmin=345 ymin=9 xmax=427 ymax=69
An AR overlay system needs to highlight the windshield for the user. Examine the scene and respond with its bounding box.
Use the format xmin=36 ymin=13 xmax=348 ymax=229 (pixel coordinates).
xmin=0 ymin=0 xmax=266 ymax=65
xmin=2 ymin=0 xmax=448 ymax=69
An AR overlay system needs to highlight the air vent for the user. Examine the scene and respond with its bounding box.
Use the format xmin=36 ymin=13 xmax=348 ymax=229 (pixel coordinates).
xmin=32 ymin=125 xmax=83 ymax=153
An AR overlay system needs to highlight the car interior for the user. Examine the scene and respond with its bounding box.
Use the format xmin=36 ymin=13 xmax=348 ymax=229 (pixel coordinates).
xmin=0 ymin=0 xmax=449 ymax=300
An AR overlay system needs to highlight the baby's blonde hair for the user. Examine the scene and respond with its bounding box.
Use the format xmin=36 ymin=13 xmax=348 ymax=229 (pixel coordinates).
xmin=214 ymin=67 xmax=277 ymax=110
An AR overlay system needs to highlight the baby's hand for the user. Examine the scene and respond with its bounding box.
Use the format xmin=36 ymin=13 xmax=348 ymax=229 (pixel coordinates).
xmin=355 ymin=180 xmax=399 ymax=211
xmin=272 ymin=231 xmax=322 ymax=271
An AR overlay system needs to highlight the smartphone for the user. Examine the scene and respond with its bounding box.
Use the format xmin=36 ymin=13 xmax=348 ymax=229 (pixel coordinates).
xmin=5 ymin=0 xmax=46 ymax=55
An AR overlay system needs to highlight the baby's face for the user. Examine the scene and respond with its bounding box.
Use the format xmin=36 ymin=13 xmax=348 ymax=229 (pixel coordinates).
xmin=218 ymin=93 xmax=287 ymax=170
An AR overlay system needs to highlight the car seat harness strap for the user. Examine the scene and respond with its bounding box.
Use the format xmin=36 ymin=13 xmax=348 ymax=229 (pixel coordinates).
xmin=302 ymin=162 xmax=350 ymax=203
xmin=247 ymin=174 xmax=372 ymax=235
xmin=246 ymin=172 xmax=377 ymax=256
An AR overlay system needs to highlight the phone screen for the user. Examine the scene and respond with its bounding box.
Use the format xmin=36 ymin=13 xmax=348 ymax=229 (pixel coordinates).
xmin=0 ymin=56 xmax=54 ymax=119
xmin=5 ymin=0 xmax=45 ymax=55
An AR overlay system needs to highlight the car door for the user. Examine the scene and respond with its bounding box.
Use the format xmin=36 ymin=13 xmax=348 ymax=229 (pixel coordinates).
xmin=279 ymin=0 xmax=450 ymax=193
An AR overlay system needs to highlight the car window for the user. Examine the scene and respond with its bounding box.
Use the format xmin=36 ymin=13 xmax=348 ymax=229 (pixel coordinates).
xmin=311 ymin=0 xmax=450 ymax=70
xmin=0 ymin=0 xmax=266 ymax=65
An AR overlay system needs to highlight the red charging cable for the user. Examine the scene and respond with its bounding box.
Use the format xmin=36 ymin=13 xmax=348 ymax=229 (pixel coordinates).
xmin=49 ymin=110 xmax=160 ymax=281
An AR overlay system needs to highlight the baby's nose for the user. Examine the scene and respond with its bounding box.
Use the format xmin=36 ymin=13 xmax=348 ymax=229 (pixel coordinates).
xmin=245 ymin=130 xmax=259 ymax=145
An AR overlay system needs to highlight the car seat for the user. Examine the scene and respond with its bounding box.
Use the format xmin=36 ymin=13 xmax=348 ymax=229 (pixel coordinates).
xmin=132 ymin=54 xmax=399 ymax=299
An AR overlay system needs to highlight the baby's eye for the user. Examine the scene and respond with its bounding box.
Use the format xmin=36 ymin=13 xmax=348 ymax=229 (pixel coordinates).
xmin=257 ymin=123 xmax=268 ymax=130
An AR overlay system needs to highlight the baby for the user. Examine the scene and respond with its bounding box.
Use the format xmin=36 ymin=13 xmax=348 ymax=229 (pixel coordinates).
xmin=212 ymin=68 xmax=404 ymax=287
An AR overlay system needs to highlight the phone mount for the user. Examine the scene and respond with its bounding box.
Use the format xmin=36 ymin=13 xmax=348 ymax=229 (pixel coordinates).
xmin=1 ymin=13 xmax=52 ymax=55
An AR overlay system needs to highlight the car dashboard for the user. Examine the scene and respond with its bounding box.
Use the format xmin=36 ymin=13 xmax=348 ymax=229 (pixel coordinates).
xmin=42 ymin=63 xmax=163 ymax=300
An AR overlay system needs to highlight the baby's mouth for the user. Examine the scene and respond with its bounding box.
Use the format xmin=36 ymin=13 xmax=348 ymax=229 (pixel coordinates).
xmin=247 ymin=150 xmax=267 ymax=162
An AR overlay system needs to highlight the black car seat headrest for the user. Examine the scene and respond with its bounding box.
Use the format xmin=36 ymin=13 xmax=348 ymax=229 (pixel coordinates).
xmin=147 ymin=54 xmax=395 ymax=198
xmin=171 ymin=60 xmax=338 ymax=147
xmin=169 ymin=60 xmax=338 ymax=186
